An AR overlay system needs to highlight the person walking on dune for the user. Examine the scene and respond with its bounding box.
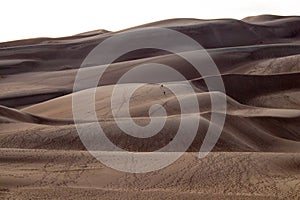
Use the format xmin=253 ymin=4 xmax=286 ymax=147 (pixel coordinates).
xmin=161 ymin=84 xmax=166 ymax=95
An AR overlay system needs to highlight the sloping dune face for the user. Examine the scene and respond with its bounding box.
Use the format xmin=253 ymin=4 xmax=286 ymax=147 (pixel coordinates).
xmin=1 ymin=15 xmax=300 ymax=199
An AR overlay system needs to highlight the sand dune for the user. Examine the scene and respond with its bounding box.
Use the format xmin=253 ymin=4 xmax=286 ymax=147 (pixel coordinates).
xmin=1 ymin=150 xmax=300 ymax=199
xmin=2 ymin=44 xmax=300 ymax=108
xmin=1 ymin=15 xmax=300 ymax=199
xmin=1 ymin=15 xmax=300 ymax=76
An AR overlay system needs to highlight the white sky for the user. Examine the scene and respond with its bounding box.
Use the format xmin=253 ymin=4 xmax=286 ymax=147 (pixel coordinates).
xmin=1 ymin=0 xmax=299 ymax=43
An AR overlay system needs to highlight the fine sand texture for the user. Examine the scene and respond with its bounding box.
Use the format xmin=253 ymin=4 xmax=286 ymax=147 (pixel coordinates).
xmin=1 ymin=15 xmax=300 ymax=199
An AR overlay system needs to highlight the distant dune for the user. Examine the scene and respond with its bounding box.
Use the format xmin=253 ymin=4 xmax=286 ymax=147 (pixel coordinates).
xmin=1 ymin=15 xmax=300 ymax=199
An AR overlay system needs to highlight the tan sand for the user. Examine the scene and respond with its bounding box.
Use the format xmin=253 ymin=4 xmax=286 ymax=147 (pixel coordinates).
xmin=1 ymin=15 xmax=300 ymax=199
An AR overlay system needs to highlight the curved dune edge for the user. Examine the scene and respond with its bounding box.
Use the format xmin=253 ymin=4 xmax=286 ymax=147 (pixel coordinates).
xmin=0 ymin=105 xmax=74 ymax=125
